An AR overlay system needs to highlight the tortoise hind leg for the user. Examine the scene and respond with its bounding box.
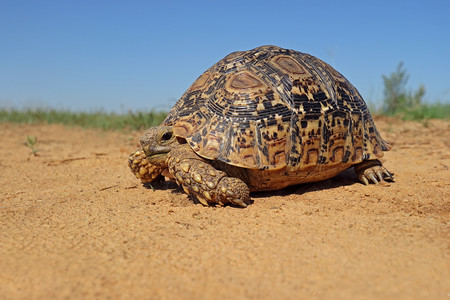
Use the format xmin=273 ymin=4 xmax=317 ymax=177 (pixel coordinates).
xmin=354 ymin=159 xmax=394 ymax=185
xmin=167 ymin=144 xmax=250 ymax=207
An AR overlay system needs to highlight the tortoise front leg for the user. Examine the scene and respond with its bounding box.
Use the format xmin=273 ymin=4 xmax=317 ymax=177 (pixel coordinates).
xmin=354 ymin=159 xmax=394 ymax=185
xmin=128 ymin=147 xmax=165 ymax=183
xmin=167 ymin=145 xmax=250 ymax=207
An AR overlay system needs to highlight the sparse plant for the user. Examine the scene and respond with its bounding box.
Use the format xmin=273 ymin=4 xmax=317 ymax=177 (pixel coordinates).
xmin=24 ymin=135 xmax=39 ymax=155
xmin=381 ymin=62 xmax=426 ymax=116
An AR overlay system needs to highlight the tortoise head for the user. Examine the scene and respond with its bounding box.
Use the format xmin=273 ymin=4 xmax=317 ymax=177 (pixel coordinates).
xmin=140 ymin=126 xmax=181 ymax=167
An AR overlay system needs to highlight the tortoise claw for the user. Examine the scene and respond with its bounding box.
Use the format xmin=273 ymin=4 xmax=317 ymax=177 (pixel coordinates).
xmin=376 ymin=170 xmax=385 ymax=182
xmin=383 ymin=169 xmax=394 ymax=180
xmin=368 ymin=173 xmax=379 ymax=184
xmin=230 ymin=198 xmax=248 ymax=208
xmin=354 ymin=159 xmax=394 ymax=185
xmin=361 ymin=176 xmax=370 ymax=186
xmin=196 ymin=196 xmax=209 ymax=206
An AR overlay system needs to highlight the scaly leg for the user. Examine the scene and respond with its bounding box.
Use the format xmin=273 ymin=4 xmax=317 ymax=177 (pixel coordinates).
xmin=128 ymin=147 xmax=164 ymax=183
xmin=166 ymin=144 xmax=250 ymax=207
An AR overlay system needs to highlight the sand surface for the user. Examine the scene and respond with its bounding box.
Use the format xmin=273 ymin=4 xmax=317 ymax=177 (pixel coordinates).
xmin=0 ymin=117 xmax=449 ymax=299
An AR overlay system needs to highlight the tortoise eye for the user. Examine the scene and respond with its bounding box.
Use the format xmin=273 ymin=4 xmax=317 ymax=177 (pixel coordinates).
xmin=161 ymin=131 xmax=173 ymax=142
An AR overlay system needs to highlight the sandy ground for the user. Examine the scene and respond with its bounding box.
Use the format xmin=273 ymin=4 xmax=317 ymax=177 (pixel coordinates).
xmin=0 ymin=117 xmax=449 ymax=300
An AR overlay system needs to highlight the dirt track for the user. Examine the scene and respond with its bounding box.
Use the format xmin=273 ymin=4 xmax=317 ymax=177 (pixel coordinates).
xmin=0 ymin=117 xmax=449 ymax=299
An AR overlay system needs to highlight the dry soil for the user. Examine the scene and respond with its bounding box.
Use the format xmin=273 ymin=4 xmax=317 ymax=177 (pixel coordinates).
xmin=0 ymin=117 xmax=449 ymax=299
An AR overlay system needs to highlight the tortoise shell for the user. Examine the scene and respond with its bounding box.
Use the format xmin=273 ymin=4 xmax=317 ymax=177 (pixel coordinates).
xmin=162 ymin=45 xmax=390 ymax=172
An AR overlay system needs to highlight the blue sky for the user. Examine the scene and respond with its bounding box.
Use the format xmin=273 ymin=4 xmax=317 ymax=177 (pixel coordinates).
xmin=1 ymin=0 xmax=449 ymax=112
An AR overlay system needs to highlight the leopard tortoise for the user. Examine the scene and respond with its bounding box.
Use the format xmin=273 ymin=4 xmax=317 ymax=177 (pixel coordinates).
xmin=129 ymin=45 xmax=393 ymax=207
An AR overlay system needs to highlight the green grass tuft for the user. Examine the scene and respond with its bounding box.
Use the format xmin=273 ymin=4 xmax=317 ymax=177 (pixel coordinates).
xmin=1 ymin=101 xmax=448 ymax=132
xmin=389 ymin=102 xmax=450 ymax=121
xmin=0 ymin=108 xmax=168 ymax=130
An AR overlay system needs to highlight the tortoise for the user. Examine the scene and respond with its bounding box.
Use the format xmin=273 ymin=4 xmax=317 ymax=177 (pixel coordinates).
xmin=128 ymin=45 xmax=393 ymax=207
